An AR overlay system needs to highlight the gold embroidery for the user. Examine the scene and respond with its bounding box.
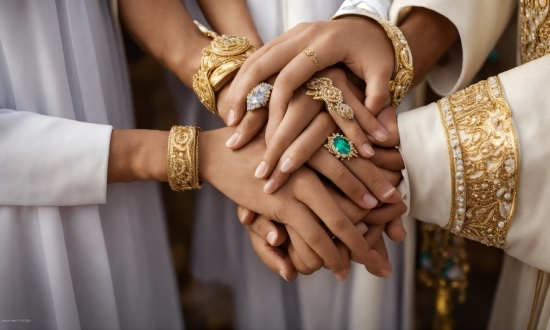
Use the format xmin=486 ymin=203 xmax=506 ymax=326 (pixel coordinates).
xmin=437 ymin=77 xmax=519 ymax=249
xmin=520 ymin=0 xmax=550 ymax=63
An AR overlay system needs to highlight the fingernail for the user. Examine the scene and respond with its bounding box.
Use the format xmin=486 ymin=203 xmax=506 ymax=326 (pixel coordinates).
xmin=279 ymin=270 xmax=289 ymax=281
xmin=280 ymin=158 xmax=292 ymax=173
xmin=335 ymin=269 xmax=349 ymax=281
xmin=373 ymin=129 xmax=388 ymax=142
xmin=363 ymin=194 xmax=378 ymax=208
xmin=240 ymin=208 xmax=249 ymax=221
xmin=226 ymin=133 xmax=240 ymax=147
xmin=382 ymin=187 xmax=396 ymax=199
xmin=264 ymin=179 xmax=277 ymax=193
xmin=228 ymin=109 xmax=235 ymax=126
xmin=267 ymin=231 xmax=277 ymax=246
xmin=255 ymin=161 xmax=267 ymax=178
xmin=355 ymin=222 xmax=368 ymax=235
xmin=381 ymin=270 xmax=392 ymax=279
xmin=362 ymin=143 xmax=375 ymax=157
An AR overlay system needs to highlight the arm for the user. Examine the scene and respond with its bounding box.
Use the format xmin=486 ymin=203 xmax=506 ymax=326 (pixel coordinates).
xmin=398 ymin=55 xmax=550 ymax=272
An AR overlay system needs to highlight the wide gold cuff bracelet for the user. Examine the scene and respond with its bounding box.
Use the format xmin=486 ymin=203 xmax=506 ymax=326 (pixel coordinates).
xmin=333 ymin=6 xmax=414 ymax=107
xmin=167 ymin=126 xmax=202 ymax=191
xmin=192 ymin=22 xmax=256 ymax=115
xmin=437 ymin=77 xmax=519 ymax=249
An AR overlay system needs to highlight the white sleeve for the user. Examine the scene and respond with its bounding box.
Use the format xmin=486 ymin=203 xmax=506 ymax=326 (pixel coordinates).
xmin=0 ymin=110 xmax=113 ymax=206
xmin=397 ymin=55 xmax=550 ymax=272
xmin=389 ymin=0 xmax=517 ymax=95
xmin=335 ymin=0 xmax=392 ymax=20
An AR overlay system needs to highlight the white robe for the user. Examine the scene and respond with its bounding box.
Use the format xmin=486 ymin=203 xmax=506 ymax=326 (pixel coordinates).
xmin=0 ymin=1 xmax=182 ymax=329
xmin=172 ymin=1 xmax=415 ymax=329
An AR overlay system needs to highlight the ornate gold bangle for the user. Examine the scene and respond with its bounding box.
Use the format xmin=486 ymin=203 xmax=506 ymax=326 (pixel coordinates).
xmin=167 ymin=126 xmax=202 ymax=191
xmin=191 ymin=24 xmax=256 ymax=115
xmin=437 ymin=77 xmax=519 ymax=249
xmin=332 ymin=6 xmax=414 ymax=107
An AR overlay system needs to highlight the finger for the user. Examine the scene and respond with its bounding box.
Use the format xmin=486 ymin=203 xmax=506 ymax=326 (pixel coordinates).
xmin=364 ymin=71 xmax=392 ymax=116
xmin=385 ymin=218 xmax=407 ymax=242
xmin=324 ymin=222 xmax=366 ymax=269
xmin=344 ymin=156 xmax=402 ymax=203
xmin=364 ymin=202 xmax=408 ymax=225
xmin=237 ymin=205 xmax=256 ymax=226
xmin=287 ymin=240 xmax=314 ymax=275
xmin=308 ymin=148 xmax=378 ymax=210
xmin=255 ymin=87 xmax=323 ymax=180
xmin=349 ymin=224 xmax=389 ymax=277
xmin=248 ymin=228 xmax=298 ymax=281
xmin=286 ymin=226 xmax=324 ymax=274
xmin=263 ymin=112 xmax=335 ymax=193
xmin=247 ymin=214 xmax=289 ymax=247
xmin=369 ymin=148 xmax=404 ymax=171
xmin=380 ymin=169 xmax=402 ymax=187
xmin=365 ymin=238 xmax=392 ymax=278
xmin=226 ymin=108 xmax=269 ymax=149
xmin=369 ymin=106 xmax=400 ymax=147
xmin=326 ymin=184 xmax=370 ymax=224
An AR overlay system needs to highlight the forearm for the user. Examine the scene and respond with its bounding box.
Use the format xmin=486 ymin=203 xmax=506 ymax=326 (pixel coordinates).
xmin=197 ymin=0 xmax=263 ymax=47
xmin=398 ymin=7 xmax=459 ymax=86
xmin=118 ymin=0 xmax=210 ymax=86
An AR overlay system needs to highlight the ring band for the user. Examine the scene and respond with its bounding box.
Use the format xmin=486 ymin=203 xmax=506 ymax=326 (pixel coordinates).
xmin=306 ymin=77 xmax=354 ymax=120
xmin=246 ymin=82 xmax=273 ymax=111
xmin=325 ymin=133 xmax=358 ymax=161
xmin=303 ymin=48 xmax=319 ymax=66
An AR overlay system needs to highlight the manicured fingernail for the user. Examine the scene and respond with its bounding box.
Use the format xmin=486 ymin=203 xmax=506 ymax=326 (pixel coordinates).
xmin=381 ymin=270 xmax=392 ymax=279
xmin=240 ymin=208 xmax=249 ymax=222
xmin=226 ymin=133 xmax=240 ymax=147
xmin=335 ymin=269 xmax=349 ymax=281
xmin=228 ymin=109 xmax=235 ymax=126
xmin=264 ymin=179 xmax=277 ymax=193
xmin=267 ymin=231 xmax=277 ymax=246
xmin=373 ymin=129 xmax=388 ymax=142
xmin=255 ymin=161 xmax=267 ymax=178
xmin=382 ymin=187 xmax=396 ymax=199
xmin=279 ymin=270 xmax=289 ymax=281
xmin=363 ymin=194 xmax=378 ymax=208
xmin=280 ymin=158 xmax=292 ymax=173
xmin=362 ymin=143 xmax=375 ymax=157
xmin=355 ymin=222 xmax=368 ymax=235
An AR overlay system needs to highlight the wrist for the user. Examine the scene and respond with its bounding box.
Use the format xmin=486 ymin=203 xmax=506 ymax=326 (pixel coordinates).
xmin=164 ymin=32 xmax=211 ymax=87
xmin=132 ymin=130 xmax=169 ymax=182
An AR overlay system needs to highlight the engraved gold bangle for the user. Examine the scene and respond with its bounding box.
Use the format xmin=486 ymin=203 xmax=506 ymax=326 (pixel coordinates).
xmin=167 ymin=126 xmax=202 ymax=191
xmin=305 ymin=77 xmax=354 ymax=120
xmin=191 ymin=24 xmax=256 ymax=115
xmin=437 ymin=77 xmax=519 ymax=249
xmin=332 ymin=6 xmax=414 ymax=107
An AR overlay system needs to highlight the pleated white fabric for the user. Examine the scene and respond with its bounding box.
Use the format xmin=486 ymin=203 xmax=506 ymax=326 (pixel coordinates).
xmin=0 ymin=1 xmax=182 ymax=329
xmin=171 ymin=1 xmax=415 ymax=329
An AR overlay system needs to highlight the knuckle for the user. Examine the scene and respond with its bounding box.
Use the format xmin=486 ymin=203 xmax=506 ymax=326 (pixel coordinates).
xmin=305 ymin=230 xmax=323 ymax=246
xmin=305 ymin=256 xmax=323 ymax=271
xmin=330 ymin=214 xmax=350 ymax=232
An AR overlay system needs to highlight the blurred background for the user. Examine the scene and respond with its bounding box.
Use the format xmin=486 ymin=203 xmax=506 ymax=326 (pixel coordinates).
xmin=123 ymin=23 xmax=513 ymax=329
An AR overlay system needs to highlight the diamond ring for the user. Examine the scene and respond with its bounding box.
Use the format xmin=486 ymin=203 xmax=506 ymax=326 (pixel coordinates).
xmin=247 ymin=82 xmax=273 ymax=111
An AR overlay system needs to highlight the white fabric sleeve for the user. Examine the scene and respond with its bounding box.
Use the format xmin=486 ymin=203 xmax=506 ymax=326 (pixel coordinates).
xmin=397 ymin=54 xmax=550 ymax=272
xmin=0 ymin=110 xmax=113 ymax=206
xmin=389 ymin=0 xmax=517 ymax=95
xmin=336 ymin=0 xmax=392 ymax=20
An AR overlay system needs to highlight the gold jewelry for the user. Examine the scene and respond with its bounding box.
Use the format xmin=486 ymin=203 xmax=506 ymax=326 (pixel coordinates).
xmin=167 ymin=126 xmax=202 ymax=191
xmin=303 ymin=48 xmax=319 ymax=66
xmin=325 ymin=133 xmax=358 ymax=161
xmin=332 ymin=6 xmax=413 ymax=107
xmin=246 ymin=82 xmax=273 ymax=111
xmin=306 ymin=77 xmax=354 ymax=120
xmin=192 ymin=30 xmax=256 ymax=115
xmin=520 ymin=0 xmax=550 ymax=64
xmin=437 ymin=77 xmax=519 ymax=249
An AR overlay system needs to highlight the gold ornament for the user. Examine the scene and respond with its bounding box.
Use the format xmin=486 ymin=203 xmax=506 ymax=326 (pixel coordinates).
xmin=303 ymin=48 xmax=319 ymax=66
xmin=306 ymin=77 xmax=354 ymax=120
xmin=167 ymin=126 xmax=202 ymax=191
xmin=520 ymin=0 xmax=550 ymax=64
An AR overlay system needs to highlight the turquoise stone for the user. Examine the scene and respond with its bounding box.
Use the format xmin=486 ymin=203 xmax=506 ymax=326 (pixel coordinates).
xmin=333 ymin=136 xmax=351 ymax=155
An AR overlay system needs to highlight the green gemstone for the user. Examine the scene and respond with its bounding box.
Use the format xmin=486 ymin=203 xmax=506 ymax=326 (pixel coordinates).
xmin=333 ymin=136 xmax=351 ymax=155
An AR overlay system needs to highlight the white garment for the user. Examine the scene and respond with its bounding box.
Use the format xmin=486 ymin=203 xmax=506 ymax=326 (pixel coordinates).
xmin=172 ymin=1 xmax=414 ymax=329
xmin=0 ymin=1 xmax=181 ymax=329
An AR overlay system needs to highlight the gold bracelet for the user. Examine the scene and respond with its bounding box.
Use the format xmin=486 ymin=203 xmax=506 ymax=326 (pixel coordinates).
xmin=332 ymin=6 xmax=413 ymax=107
xmin=192 ymin=23 xmax=256 ymax=115
xmin=167 ymin=126 xmax=202 ymax=191
xmin=437 ymin=77 xmax=519 ymax=249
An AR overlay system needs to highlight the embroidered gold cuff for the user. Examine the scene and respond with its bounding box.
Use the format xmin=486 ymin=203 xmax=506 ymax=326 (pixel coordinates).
xmin=520 ymin=0 xmax=550 ymax=64
xmin=167 ymin=126 xmax=202 ymax=191
xmin=437 ymin=77 xmax=519 ymax=249
xmin=332 ymin=6 xmax=413 ymax=107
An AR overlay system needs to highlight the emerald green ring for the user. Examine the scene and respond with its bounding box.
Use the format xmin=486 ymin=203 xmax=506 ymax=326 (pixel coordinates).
xmin=324 ymin=133 xmax=358 ymax=161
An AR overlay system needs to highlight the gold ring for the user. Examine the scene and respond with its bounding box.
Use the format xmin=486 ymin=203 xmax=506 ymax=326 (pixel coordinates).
xmin=303 ymin=48 xmax=319 ymax=66
xmin=325 ymin=133 xmax=358 ymax=161
xmin=305 ymin=77 xmax=354 ymax=120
